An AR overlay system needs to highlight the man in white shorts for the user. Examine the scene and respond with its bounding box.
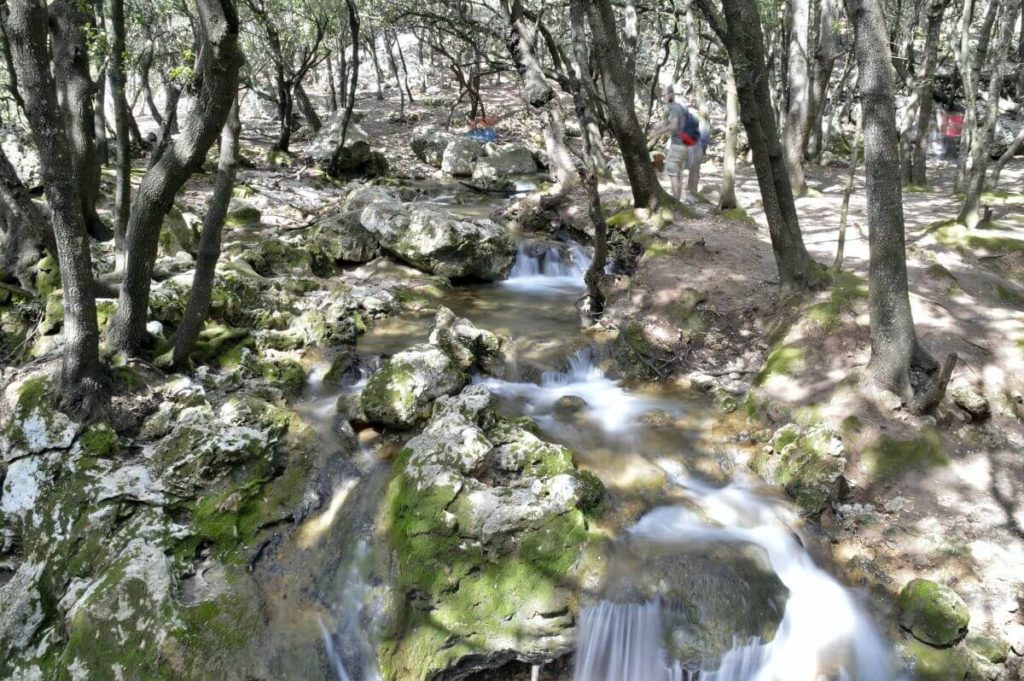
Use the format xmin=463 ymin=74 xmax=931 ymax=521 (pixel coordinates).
xmin=652 ymin=85 xmax=709 ymax=205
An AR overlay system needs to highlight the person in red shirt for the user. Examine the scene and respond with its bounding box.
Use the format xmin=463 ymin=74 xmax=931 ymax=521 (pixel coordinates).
xmin=943 ymin=111 xmax=964 ymax=159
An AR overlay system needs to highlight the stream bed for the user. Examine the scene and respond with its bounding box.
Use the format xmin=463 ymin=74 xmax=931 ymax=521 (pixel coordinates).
xmin=309 ymin=203 xmax=903 ymax=681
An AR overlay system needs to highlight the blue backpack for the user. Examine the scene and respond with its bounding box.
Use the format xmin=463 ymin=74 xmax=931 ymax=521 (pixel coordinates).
xmin=678 ymin=111 xmax=701 ymax=146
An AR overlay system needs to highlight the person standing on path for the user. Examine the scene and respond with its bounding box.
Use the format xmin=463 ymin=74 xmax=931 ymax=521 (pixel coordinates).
xmin=652 ymin=85 xmax=709 ymax=205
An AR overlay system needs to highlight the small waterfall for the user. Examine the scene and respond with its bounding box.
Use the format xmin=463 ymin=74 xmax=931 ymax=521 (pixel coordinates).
xmin=572 ymin=477 xmax=903 ymax=681
xmin=320 ymin=541 xmax=380 ymax=681
xmin=477 ymin=347 xmax=677 ymax=432
xmin=504 ymin=241 xmax=593 ymax=292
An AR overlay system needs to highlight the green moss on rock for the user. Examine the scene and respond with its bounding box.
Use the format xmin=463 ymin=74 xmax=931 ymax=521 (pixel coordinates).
xmin=861 ymin=429 xmax=948 ymax=480
xmin=898 ymin=578 xmax=970 ymax=646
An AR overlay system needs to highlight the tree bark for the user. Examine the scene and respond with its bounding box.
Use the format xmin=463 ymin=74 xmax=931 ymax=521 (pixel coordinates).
xmin=989 ymin=126 xmax=1024 ymax=189
xmin=847 ymin=0 xmax=938 ymax=398
xmin=569 ymin=0 xmax=608 ymax=317
xmin=719 ymin=62 xmax=739 ymax=210
xmin=49 ymin=0 xmax=110 ymax=241
xmin=807 ymin=0 xmax=843 ymax=163
xmin=336 ymin=0 xmax=360 ymax=152
xmin=367 ymin=32 xmax=385 ymax=100
xmin=833 ymin=104 xmax=863 ymax=272
xmin=109 ymin=0 xmax=243 ymax=355
xmin=695 ymin=0 xmax=826 ymax=291
xmin=294 ymin=82 xmax=321 ymax=132
xmin=326 ymin=48 xmax=338 ymax=113
xmin=139 ymin=41 xmax=163 ymax=126
xmin=170 ymin=97 xmax=240 ymax=366
xmin=959 ymin=1 xmax=1013 ymax=227
xmin=506 ymin=0 xmax=576 ymax=193
xmin=6 ymin=0 xmax=106 ymax=416
xmin=909 ymin=0 xmax=949 ymax=187
xmin=584 ymin=0 xmax=673 ymax=210
xmin=108 ymin=0 xmax=131 ymax=270
xmin=783 ymin=0 xmax=811 ymax=195
xmin=0 ymin=145 xmax=53 ymax=288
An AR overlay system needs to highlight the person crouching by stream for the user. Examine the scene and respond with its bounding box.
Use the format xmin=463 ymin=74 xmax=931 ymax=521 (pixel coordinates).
xmin=652 ymin=85 xmax=710 ymax=206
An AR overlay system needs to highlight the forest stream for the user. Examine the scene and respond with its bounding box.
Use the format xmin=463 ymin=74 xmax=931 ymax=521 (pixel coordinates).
xmin=303 ymin=186 xmax=903 ymax=681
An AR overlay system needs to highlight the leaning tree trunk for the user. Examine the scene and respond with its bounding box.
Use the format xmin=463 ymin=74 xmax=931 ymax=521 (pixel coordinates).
xmin=170 ymin=97 xmax=240 ymax=366
xmin=584 ymin=0 xmax=672 ymax=210
xmin=783 ymin=0 xmax=811 ymax=196
xmin=695 ymin=0 xmax=826 ymax=291
xmin=367 ymin=32 xmax=385 ymax=100
xmin=848 ymin=0 xmax=940 ymax=400
xmin=49 ymin=0 xmax=110 ymax=241
xmin=0 ymin=146 xmax=53 ymax=288
xmin=108 ymin=0 xmax=131 ymax=270
xmin=109 ymin=0 xmax=243 ymax=356
xmin=336 ymin=0 xmax=360 ymax=151
xmin=6 ymin=0 xmax=106 ymax=417
xmin=959 ymin=2 xmax=1013 ymax=227
xmin=719 ymin=62 xmax=739 ymax=210
xmin=507 ymin=0 xmax=576 ymax=194
xmin=294 ymin=82 xmax=322 ymax=133
xmin=909 ymin=0 xmax=949 ymax=187
xmin=989 ymin=126 xmax=1024 ymax=189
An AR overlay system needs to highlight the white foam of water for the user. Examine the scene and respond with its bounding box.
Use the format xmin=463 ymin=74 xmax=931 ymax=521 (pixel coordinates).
xmin=476 ymin=348 xmax=675 ymax=432
xmin=574 ymin=475 xmax=901 ymax=681
xmin=503 ymin=242 xmax=593 ymax=293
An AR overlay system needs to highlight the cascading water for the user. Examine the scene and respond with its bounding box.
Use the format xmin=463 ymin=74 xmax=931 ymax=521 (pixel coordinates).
xmin=320 ymin=540 xmax=380 ymax=681
xmin=503 ymin=241 xmax=593 ymax=292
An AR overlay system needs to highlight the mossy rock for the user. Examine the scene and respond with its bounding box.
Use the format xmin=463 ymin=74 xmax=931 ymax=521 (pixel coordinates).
xmin=752 ymin=424 xmax=847 ymax=516
xmin=965 ymin=633 xmax=1010 ymax=664
xmin=360 ymin=344 xmax=467 ymax=429
xmin=898 ymin=579 xmax=969 ymax=646
xmin=225 ymin=202 xmax=262 ymax=227
xmin=898 ymin=638 xmax=971 ymax=681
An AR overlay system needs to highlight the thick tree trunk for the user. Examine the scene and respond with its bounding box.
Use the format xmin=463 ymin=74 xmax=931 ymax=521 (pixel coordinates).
xmin=807 ymin=0 xmax=843 ymax=162
xmin=783 ymin=0 xmax=811 ymax=195
xmin=6 ymin=0 xmax=106 ymax=416
xmin=170 ymin=97 xmax=240 ymax=366
xmin=507 ymin=0 xmax=576 ymax=193
xmin=955 ymin=0 xmax=993 ymax=192
xmin=49 ymin=0 xmax=110 ymax=241
xmin=274 ymin=70 xmax=292 ymax=152
xmin=696 ymin=0 xmax=826 ymax=291
xmin=109 ymin=0 xmax=243 ymax=355
xmin=909 ymin=0 xmax=949 ymax=187
xmin=960 ymin=3 xmax=1013 ymax=227
xmin=108 ymin=0 xmax=131 ymax=269
xmin=719 ymin=63 xmax=739 ymax=210
xmin=584 ymin=0 xmax=672 ymax=210
xmin=848 ymin=0 xmax=938 ymax=398
xmin=0 ymin=146 xmax=53 ymax=288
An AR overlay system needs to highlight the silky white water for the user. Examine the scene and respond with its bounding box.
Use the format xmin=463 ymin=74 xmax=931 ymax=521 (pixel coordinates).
xmin=503 ymin=241 xmax=593 ymax=293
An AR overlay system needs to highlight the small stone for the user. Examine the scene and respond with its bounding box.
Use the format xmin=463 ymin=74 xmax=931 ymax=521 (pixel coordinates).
xmin=898 ymin=578 xmax=970 ymax=646
xmin=951 ymin=386 xmax=990 ymax=421
xmin=553 ymin=395 xmax=588 ymax=419
xmin=884 ymin=496 xmax=909 ymax=513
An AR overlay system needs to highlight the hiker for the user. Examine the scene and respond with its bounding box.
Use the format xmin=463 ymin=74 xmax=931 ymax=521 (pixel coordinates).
xmin=652 ymin=85 xmax=710 ymax=205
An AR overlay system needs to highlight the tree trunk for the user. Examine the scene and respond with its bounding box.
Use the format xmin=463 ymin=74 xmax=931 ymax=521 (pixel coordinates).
xmin=685 ymin=4 xmax=706 ymax=114
xmin=695 ymin=0 xmax=826 ymax=291
xmin=326 ymin=49 xmax=338 ymax=113
xmin=0 ymin=145 xmax=53 ymax=288
xmin=954 ymin=0 xmax=991 ymax=192
xmin=833 ymin=104 xmax=863 ymax=272
xmin=783 ymin=0 xmax=811 ymax=195
xmin=294 ymin=82 xmax=321 ymax=132
xmin=139 ymin=42 xmax=163 ymax=126
xmin=584 ymin=0 xmax=672 ymax=210
xmin=909 ymin=0 xmax=949 ymax=187
xmin=336 ymin=0 xmax=360 ymax=152
xmin=170 ymin=97 xmax=240 ymax=366
xmin=274 ymin=68 xmax=292 ymax=152
xmin=395 ymin=32 xmax=415 ymax=104
xmin=367 ymin=32 xmax=385 ymax=100
xmin=94 ymin=63 xmax=109 ymax=165
xmin=109 ymin=0 xmax=243 ymax=355
xmin=989 ymin=126 xmax=1024 ymax=188
xmin=719 ymin=62 xmax=739 ymax=210
xmin=807 ymin=0 xmax=842 ymax=163
xmin=569 ymin=0 xmax=608 ymax=317
xmin=49 ymin=0 xmax=110 ymax=241
xmin=507 ymin=0 xmax=576 ymax=193
xmin=848 ymin=0 xmax=938 ymax=398
xmin=108 ymin=0 xmax=131 ymax=270
xmin=959 ymin=2 xmax=1013 ymax=227
xmin=6 ymin=0 xmax=106 ymax=417
xmin=337 ymin=35 xmax=349 ymax=108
